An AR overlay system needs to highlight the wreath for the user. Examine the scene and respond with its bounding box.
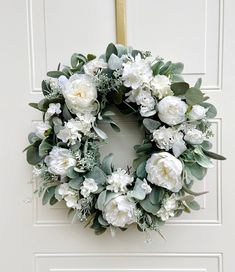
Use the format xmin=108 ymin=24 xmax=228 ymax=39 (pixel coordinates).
xmin=25 ymin=43 xmax=225 ymax=237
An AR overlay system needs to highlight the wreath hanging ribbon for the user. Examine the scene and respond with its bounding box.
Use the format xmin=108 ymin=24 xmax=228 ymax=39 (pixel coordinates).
xmin=25 ymin=43 xmax=225 ymax=236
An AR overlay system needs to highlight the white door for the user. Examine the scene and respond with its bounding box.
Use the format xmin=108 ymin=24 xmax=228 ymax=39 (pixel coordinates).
xmin=1 ymin=0 xmax=234 ymax=271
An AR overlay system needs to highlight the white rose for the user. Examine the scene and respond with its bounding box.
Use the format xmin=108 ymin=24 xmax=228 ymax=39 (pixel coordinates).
xmin=106 ymin=168 xmax=134 ymax=193
xmin=44 ymin=147 xmax=76 ymax=176
xmin=188 ymin=105 xmax=208 ymax=121
xmin=145 ymin=152 xmax=183 ymax=192
xmin=103 ymin=195 xmax=136 ymax=227
xmin=59 ymin=74 xmax=97 ymax=114
xmin=151 ymin=75 xmax=173 ymax=99
xmin=84 ymin=58 xmax=107 ymax=76
xmin=80 ymin=178 xmax=98 ymax=198
xmin=157 ymin=96 xmax=188 ymax=125
xmin=64 ymin=194 xmax=80 ymax=209
xmin=122 ymin=54 xmax=153 ymax=89
xmin=34 ymin=122 xmax=51 ymax=139
xmin=184 ymin=128 xmax=204 ymax=145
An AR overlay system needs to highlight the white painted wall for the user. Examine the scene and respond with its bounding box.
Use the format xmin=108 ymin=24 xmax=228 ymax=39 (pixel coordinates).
xmin=0 ymin=0 xmax=234 ymax=271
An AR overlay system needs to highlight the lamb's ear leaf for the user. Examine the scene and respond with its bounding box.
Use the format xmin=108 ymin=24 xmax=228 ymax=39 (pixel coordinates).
xmin=101 ymin=153 xmax=114 ymax=175
xmin=203 ymin=150 xmax=226 ymax=160
xmin=143 ymin=118 xmax=161 ymax=132
xmin=42 ymin=186 xmax=57 ymax=205
xmin=194 ymin=78 xmax=202 ymax=89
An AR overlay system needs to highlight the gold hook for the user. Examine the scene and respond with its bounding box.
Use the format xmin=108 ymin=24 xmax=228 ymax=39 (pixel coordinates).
xmin=115 ymin=0 xmax=126 ymax=45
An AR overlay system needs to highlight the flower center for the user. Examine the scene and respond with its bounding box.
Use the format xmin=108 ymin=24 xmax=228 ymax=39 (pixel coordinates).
xmin=74 ymin=89 xmax=86 ymax=98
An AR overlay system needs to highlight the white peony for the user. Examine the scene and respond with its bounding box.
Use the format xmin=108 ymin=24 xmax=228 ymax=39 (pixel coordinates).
xmin=103 ymin=195 xmax=136 ymax=227
xmin=157 ymin=194 xmax=178 ymax=221
xmin=188 ymin=105 xmax=208 ymax=121
xmin=46 ymin=103 xmax=61 ymax=118
xmin=84 ymin=58 xmax=107 ymax=76
xmin=152 ymin=126 xmax=186 ymax=157
xmin=59 ymin=74 xmax=97 ymax=114
xmin=106 ymin=168 xmax=134 ymax=193
xmin=44 ymin=147 xmax=76 ymax=176
xmin=34 ymin=122 xmax=51 ymax=139
xmin=122 ymin=54 xmax=153 ymax=89
xmin=80 ymin=178 xmax=98 ymax=198
xmin=146 ymin=152 xmax=183 ymax=192
xmin=184 ymin=128 xmax=205 ymax=145
xmin=158 ymin=96 xmax=188 ymax=125
xmin=151 ymin=75 xmax=173 ymax=99
xmin=57 ymin=183 xmax=70 ymax=197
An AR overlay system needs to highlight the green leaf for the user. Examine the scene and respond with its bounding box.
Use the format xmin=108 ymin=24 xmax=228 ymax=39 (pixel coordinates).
xmin=200 ymin=102 xmax=217 ymax=118
xmin=201 ymin=140 xmax=213 ymax=150
xmin=101 ymin=153 xmax=113 ymax=175
xmin=185 ymin=87 xmax=204 ymax=105
xmin=131 ymin=49 xmax=143 ymax=58
xmin=38 ymin=138 xmax=52 ymax=157
xmin=171 ymin=82 xmax=189 ymax=96
xmin=143 ymin=118 xmax=161 ymax=132
xmin=183 ymin=185 xmax=209 ymax=196
xmin=112 ymin=90 xmax=123 ymax=104
xmin=97 ymin=190 xmax=107 ymax=211
xmin=187 ymin=200 xmax=200 ymax=210
xmin=203 ymin=150 xmax=226 ymax=160
xmin=38 ymin=97 xmax=64 ymax=112
xmin=68 ymin=177 xmax=83 ymax=190
xmin=136 ymin=161 xmax=147 ymax=179
xmin=149 ymin=186 xmax=165 ymax=205
xmin=93 ymin=126 xmax=108 ymax=140
xmin=132 ymin=155 xmax=148 ymax=170
xmin=71 ymin=53 xmax=87 ymax=68
xmin=171 ymin=62 xmax=184 ymax=74
xmin=151 ymin=61 xmax=164 ymax=75
xmin=159 ymin=61 xmax=172 ymax=75
xmin=140 ymin=197 xmax=160 ymax=215
xmin=67 ymin=167 xmax=80 ymax=179
xmin=42 ymin=186 xmax=56 ymax=205
xmin=86 ymin=166 xmax=106 ymax=185
xmin=186 ymin=163 xmax=207 ymax=180
xmin=110 ymin=122 xmax=120 ymax=132
xmin=134 ymin=143 xmax=152 ymax=153
xmin=47 ymin=71 xmax=67 ymax=78
xmin=26 ymin=145 xmax=42 ymax=165
xmin=106 ymin=43 xmax=118 ymax=62
xmin=194 ymin=78 xmax=202 ymax=89
xmin=87 ymin=54 xmax=96 ymax=61
xmin=62 ymin=104 xmax=73 ymax=121
xmin=29 ymin=103 xmax=39 ymax=110
xmin=49 ymin=195 xmax=58 ymax=205
xmin=98 ymin=215 xmax=109 ymax=227
xmin=128 ymin=178 xmax=146 ymax=200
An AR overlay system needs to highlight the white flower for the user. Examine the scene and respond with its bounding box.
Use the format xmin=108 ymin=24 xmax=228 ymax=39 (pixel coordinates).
xmin=58 ymin=183 xmax=70 ymax=197
xmin=151 ymin=75 xmax=173 ymax=99
xmin=44 ymin=147 xmax=76 ymax=176
xmin=106 ymin=168 xmax=134 ymax=193
xmin=80 ymin=178 xmax=98 ymax=198
xmin=188 ymin=105 xmax=208 ymax=121
xmin=34 ymin=122 xmax=51 ymax=139
xmin=64 ymin=194 xmax=80 ymax=209
xmin=122 ymin=54 xmax=153 ymax=89
xmin=152 ymin=126 xmax=186 ymax=157
xmin=157 ymin=96 xmax=188 ymax=125
xmin=103 ymin=195 xmax=136 ymax=227
xmin=84 ymin=58 xmax=107 ymax=76
xmin=59 ymin=74 xmax=97 ymax=114
xmin=141 ymin=179 xmax=152 ymax=194
xmin=146 ymin=152 xmax=183 ymax=192
xmin=157 ymin=194 xmax=178 ymax=221
xmin=184 ymin=128 xmax=205 ymax=145
xmin=57 ymin=115 xmax=94 ymax=145
xmin=126 ymin=88 xmax=156 ymax=117
xmin=46 ymin=103 xmax=61 ymax=118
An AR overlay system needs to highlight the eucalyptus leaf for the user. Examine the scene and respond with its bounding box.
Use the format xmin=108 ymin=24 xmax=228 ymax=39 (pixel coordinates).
xmin=106 ymin=43 xmax=118 ymax=61
xmin=151 ymin=61 xmax=164 ymax=75
xmin=87 ymin=54 xmax=96 ymax=61
xmin=143 ymin=118 xmax=161 ymax=132
xmin=194 ymin=78 xmax=202 ymax=89
xmin=201 ymin=140 xmax=213 ymax=150
xmin=170 ymin=82 xmax=189 ymax=96
xmin=171 ymin=62 xmax=184 ymax=74
xmin=140 ymin=197 xmax=160 ymax=215
xmin=149 ymin=187 xmax=165 ymax=205
xmin=26 ymin=145 xmax=42 ymax=165
xmin=38 ymin=138 xmax=52 ymax=157
xmin=200 ymin=102 xmax=217 ymax=118
xmin=185 ymin=87 xmax=204 ymax=105
xmin=68 ymin=177 xmax=83 ymax=190
xmin=136 ymin=161 xmax=147 ymax=179
xmin=159 ymin=61 xmax=172 ymax=75
xmin=62 ymin=104 xmax=73 ymax=121
xmin=67 ymin=167 xmax=80 ymax=179
xmin=186 ymin=163 xmax=207 ymax=180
